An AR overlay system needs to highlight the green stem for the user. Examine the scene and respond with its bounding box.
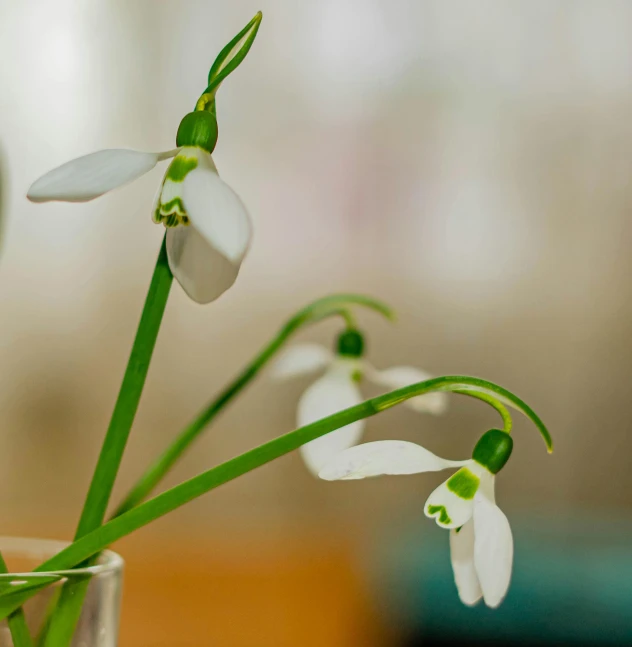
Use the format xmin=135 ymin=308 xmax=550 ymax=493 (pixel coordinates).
xmin=0 ymin=554 xmax=33 ymax=647
xmin=453 ymin=389 xmax=513 ymax=432
xmin=113 ymin=293 xmax=392 ymax=516
xmin=41 ymin=235 xmax=173 ymax=647
xmin=76 ymin=235 xmax=172 ymax=535
xmin=52 ymin=376 xmax=550 ymax=568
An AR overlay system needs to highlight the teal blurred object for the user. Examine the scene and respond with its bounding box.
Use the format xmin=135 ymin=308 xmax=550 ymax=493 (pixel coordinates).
xmin=370 ymin=512 xmax=632 ymax=645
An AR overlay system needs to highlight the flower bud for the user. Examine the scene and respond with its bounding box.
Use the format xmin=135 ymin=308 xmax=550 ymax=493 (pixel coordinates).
xmin=472 ymin=429 xmax=513 ymax=474
xmin=336 ymin=330 xmax=365 ymax=358
xmin=176 ymin=111 xmax=218 ymax=153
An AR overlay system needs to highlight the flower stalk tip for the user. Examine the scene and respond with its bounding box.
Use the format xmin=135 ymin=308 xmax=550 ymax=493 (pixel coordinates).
xmin=202 ymin=11 xmax=263 ymax=103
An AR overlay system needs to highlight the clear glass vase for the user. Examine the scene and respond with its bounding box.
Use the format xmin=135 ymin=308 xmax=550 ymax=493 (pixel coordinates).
xmin=0 ymin=537 xmax=123 ymax=647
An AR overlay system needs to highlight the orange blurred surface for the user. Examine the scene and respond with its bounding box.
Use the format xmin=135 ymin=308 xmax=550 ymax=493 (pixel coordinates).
xmin=117 ymin=532 xmax=387 ymax=647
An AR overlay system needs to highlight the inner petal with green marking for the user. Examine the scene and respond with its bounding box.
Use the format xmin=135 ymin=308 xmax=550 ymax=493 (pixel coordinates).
xmin=424 ymin=463 xmax=483 ymax=529
xmin=153 ymin=148 xmax=211 ymax=228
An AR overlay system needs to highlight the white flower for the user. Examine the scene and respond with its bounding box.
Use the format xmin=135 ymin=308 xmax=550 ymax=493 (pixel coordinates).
xmin=27 ymin=128 xmax=251 ymax=304
xmin=271 ymin=335 xmax=448 ymax=476
xmin=319 ymin=431 xmax=514 ymax=608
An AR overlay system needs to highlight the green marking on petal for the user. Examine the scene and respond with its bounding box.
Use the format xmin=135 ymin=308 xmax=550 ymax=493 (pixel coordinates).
xmin=166 ymin=156 xmax=198 ymax=183
xmin=446 ymin=467 xmax=480 ymax=500
xmin=160 ymin=198 xmax=186 ymax=215
xmin=154 ymin=196 xmax=190 ymax=229
xmin=427 ymin=505 xmax=451 ymax=525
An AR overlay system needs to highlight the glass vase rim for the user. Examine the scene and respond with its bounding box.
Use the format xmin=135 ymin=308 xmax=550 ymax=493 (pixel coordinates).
xmin=0 ymin=536 xmax=123 ymax=578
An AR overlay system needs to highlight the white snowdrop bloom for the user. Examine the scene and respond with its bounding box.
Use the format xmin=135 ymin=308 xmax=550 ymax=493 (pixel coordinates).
xmin=271 ymin=330 xmax=448 ymax=476
xmin=320 ymin=429 xmax=515 ymax=608
xmin=27 ymin=11 xmax=263 ymax=304
xmin=27 ymin=112 xmax=251 ymax=304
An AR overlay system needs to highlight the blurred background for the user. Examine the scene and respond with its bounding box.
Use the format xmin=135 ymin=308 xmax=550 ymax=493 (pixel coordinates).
xmin=1 ymin=0 xmax=632 ymax=645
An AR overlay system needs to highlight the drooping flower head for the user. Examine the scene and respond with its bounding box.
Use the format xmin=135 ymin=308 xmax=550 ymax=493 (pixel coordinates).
xmin=320 ymin=429 xmax=515 ymax=608
xmin=27 ymin=12 xmax=263 ymax=304
xmin=271 ymin=328 xmax=448 ymax=476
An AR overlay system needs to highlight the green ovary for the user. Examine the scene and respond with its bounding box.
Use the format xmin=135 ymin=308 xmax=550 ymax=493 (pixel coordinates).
xmin=427 ymin=505 xmax=451 ymax=525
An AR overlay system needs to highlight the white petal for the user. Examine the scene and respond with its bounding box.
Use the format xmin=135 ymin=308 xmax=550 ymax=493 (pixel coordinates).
xmin=449 ymin=521 xmax=483 ymax=606
xmin=368 ymin=366 xmax=449 ymax=414
xmin=182 ymin=167 xmax=252 ymax=264
xmin=424 ymin=475 xmax=476 ymax=529
xmin=319 ymin=441 xmax=466 ymax=481
xmin=297 ymin=370 xmax=364 ymax=476
xmin=166 ymin=225 xmax=240 ymax=304
xmin=27 ymin=149 xmax=177 ymax=203
xmin=270 ymin=344 xmax=333 ymax=380
xmin=473 ymin=488 xmax=514 ymax=608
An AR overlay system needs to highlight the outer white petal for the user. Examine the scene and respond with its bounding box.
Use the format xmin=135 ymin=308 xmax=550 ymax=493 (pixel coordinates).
xmin=27 ymin=149 xmax=177 ymax=203
xmin=297 ymin=369 xmax=364 ymax=476
xmin=166 ymin=226 xmax=242 ymax=304
xmin=367 ymin=366 xmax=449 ymax=414
xmin=449 ymin=521 xmax=483 ymax=606
xmin=424 ymin=478 xmax=475 ymax=529
xmin=270 ymin=344 xmax=333 ymax=380
xmin=319 ymin=440 xmax=466 ymax=481
xmin=182 ymin=166 xmax=252 ymax=264
xmin=473 ymin=486 xmax=513 ymax=608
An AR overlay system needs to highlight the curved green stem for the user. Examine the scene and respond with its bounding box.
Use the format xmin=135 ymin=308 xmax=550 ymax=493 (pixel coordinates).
xmin=453 ymin=389 xmax=513 ymax=433
xmin=42 ymin=378 xmax=549 ymax=569
xmin=113 ymin=293 xmax=393 ymax=516
xmin=0 ymin=373 xmax=551 ymax=620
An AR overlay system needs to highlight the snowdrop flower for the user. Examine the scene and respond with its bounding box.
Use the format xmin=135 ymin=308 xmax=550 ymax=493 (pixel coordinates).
xmin=27 ymin=13 xmax=262 ymax=304
xmin=320 ymin=429 xmax=514 ymax=608
xmin=271 ymin=329 xmax=448 ymax=476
